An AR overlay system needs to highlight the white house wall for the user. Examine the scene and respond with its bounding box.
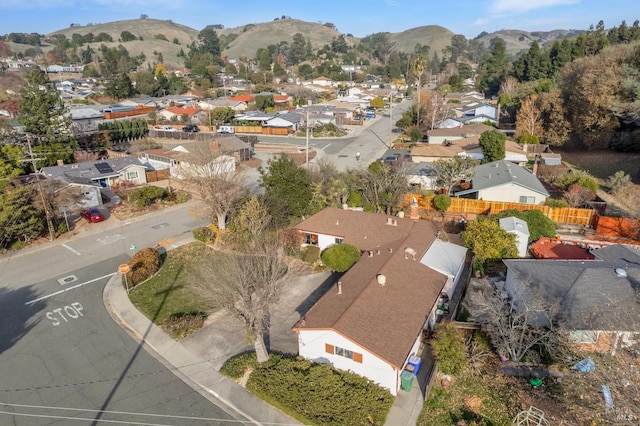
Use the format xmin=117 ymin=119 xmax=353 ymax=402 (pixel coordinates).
xmin=477 ymin=184 xmax=546 ymax=205
xmin=318 ymin=233 xmax=340 ymax=250
xmin=297 ymin=329 xmax=401 ymax=395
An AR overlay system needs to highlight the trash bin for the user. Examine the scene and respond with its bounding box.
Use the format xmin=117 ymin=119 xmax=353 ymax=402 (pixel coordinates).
xmin=407 ymin=355 xmax=422 ymax=376
xmin=400 ymin=370 xmax=414 ymax=392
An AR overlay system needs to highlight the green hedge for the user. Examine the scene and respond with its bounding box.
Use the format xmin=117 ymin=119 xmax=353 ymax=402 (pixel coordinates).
xmin=247 ymin=355 xmax=394 ymax=425
xmin=193 ymin=226 xmax=217 ymax=243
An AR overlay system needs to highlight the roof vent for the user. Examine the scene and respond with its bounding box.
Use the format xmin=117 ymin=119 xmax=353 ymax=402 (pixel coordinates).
xmin=404 ymin=247 xmax=417 ymax=260
xmin=614 ymin=268 xmax=627 ymax=277
xmin=376 ymin=274 xmax=386 ymax=286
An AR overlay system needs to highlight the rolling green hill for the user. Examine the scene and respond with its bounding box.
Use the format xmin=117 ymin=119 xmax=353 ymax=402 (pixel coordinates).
xmin=5 ymin=18 xmax=583 ymax=70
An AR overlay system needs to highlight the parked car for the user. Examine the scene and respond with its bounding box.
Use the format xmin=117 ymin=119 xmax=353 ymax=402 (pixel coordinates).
xmin=161 ymin=125 xmax=177 ymax=132
xmin=183 ymin=124 xmax=199 ymax=132
xmin=80 ymin=208 xmax=104 ymax=223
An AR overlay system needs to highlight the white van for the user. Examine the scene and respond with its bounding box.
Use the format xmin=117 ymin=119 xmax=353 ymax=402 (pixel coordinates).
xmin=217 ymin=125 xmax=235 ymax=134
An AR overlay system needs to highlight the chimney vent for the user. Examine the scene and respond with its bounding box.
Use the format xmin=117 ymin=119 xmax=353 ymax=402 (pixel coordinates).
xmin=393 ymin=219 xmax=398 ymax=226
xmin=57 ymin=159 xmax=64 ymax=166
xmin=336 ymin=220 xmax=339 ymax=225
xmin=337 ymin=281 xmax=343 ymax=294
xmin=404 ymin=247 xmax=417 ymax=260
xmin=368 ymin=251 xmax=374 ymax=258
xmin=386 ymin=217 xmax=393 ymax=225
xmin=376 ymin=274 xmax=386 ymax=286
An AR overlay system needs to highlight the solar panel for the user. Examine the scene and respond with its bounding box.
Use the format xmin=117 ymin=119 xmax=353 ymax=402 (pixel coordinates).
xmin=94 ymin=163 xmax=114 ymax=174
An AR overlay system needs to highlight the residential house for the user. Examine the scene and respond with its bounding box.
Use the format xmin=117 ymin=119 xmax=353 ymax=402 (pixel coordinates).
xmin=139 ymin=143 xmax=237 ymax=179
xmin=264 ymin=112 xmax=303 ymax=132
xmin=198 ymin=98 xmax=248 ymax=113
xmin=213 ymin=136 xmax=251 ymax=162
xmin=454 ymin=160 xmax=550 ymax=204
xmin=13 ymin=173 xmax=101 ymax=209
xmin=119 ymin=97 xmax=157 ymax=108
xmin=406 ymin=163 xmax=438 ymax=191
xmin=158 ymin=105 xmax=200 ymax=122
xmin=425 ymin=123 xmax=495 ymax=144
xmin=502 ymin=244 xmax=640 ymax=353
xmin=69 ymin=106 xmax=104 ymax=135
xmin=499 ymin=217 xmax=530 ymax=258
xmin=292 ymin=207 xmax=468 ymax=395
xmin=411 ymin=137 xmax=527 ymax=166
xmin=41 ymin=157 xmax=147 ymax=189
xmin=312 ymin=76 xmax=334 ymax=87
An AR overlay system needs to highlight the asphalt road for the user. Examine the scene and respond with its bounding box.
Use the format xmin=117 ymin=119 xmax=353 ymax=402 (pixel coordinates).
xmin=257 ymin=99 xmax=412 ymax=171
xmin=0 ymin=203 xmax=250 ymax=425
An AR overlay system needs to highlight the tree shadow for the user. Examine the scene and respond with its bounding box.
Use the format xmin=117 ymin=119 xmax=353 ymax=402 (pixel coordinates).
xmin=294 ymin=271 xmax=341 ymax=318
xmin=0 ymin=285 xmax=47 ymax=355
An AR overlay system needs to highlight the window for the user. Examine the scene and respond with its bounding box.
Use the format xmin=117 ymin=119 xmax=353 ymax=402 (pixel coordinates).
xmin=325 ymin=343 xmax=362 ymax=363
xmin=569 ymin=330 xmax=599 ymax=344
xmin=335 ymin=237 xmax=343 ymax=244
xmin=304 ymin=233 xmax=318 ymax=245
xmin=519 ymin=196 xmax=536 ymax=204
xmin=126 ymin=171 xmax=139 ymax=180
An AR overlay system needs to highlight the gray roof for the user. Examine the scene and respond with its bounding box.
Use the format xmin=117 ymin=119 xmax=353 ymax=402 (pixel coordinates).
xmin=503 ymin=245 xmax=640 ymax=331
xmin=42 ymin=157 xmax=145 ymax=183
xmin=420 ymin=239 xmax=468 ymax=278
xmin=499 ymin=217 xmax=530 ymax=236
xmin=455 ymin=160 xmax=549 ymax=197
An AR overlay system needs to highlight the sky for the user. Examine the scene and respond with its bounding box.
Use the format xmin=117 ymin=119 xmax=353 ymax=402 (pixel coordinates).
xmin=1 ymin=0 xmax=638 ymax=39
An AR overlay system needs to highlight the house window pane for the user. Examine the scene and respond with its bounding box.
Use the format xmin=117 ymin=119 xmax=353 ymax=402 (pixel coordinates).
xmin=126 ymin=171 xmax=139 ymax=180
xmin=335 ymin=237 xmax=343 ymax=244
xmin=304 ymin=233 xmax=318 ymax=245
xmin=519 ymin=196 xmax=535 ymax=204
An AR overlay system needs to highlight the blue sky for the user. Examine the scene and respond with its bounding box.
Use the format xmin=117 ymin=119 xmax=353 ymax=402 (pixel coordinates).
xmin=1 ymin=0 xmax=637 ymax=39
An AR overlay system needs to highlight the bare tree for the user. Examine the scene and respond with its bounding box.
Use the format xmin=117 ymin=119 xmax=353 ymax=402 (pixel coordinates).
xmin=433 ymin=156 xmax=478 ymax=195
xmin=515 ymin=94 xmax=543 ymax=140
xmin=423 ymin=90 xmax=450 ymax=130
xmin=464 ymin=280 xmax=562 ymax=363
xmin=354 ymin=162 xmax=408 ymax=214
xmin=191 ymin=242 xmax=297 ymax=363
xmin=180 ymin=141 xmax=247 ymax=230
xmin=229 ymin=196 xmax=272 ymax=247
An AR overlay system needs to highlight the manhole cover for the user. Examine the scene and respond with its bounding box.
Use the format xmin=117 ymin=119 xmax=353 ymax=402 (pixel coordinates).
xmin=57 ymin=275 xmax=78 ymax=285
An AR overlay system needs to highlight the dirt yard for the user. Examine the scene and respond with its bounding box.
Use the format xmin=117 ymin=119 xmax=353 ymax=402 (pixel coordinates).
xmin=556 ymin=148 xmax=640 ymax=217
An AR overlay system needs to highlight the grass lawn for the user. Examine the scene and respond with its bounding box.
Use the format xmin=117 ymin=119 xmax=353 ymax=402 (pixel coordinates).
xmin=128 ymin=242 xmax=216 ymax=325
xmin=556 ymin=148 xmax=640 ymax=183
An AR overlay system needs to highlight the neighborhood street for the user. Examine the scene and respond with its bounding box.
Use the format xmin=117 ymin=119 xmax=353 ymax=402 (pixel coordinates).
xmin=0 ymin=203 xmax=252 ymax=425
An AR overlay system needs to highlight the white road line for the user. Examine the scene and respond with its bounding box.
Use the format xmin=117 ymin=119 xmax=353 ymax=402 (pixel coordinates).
xmin=62 ymin=244 xmax=81 ymax=256
xmin=25 ymin=273 xmax=117 ymax=305
xmin=322 ymin=143 xmax=332 ymax=150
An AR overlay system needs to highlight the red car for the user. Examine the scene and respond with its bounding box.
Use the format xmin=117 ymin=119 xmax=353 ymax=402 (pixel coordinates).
xmin=81 ymin=208 xmax=105 ymax=223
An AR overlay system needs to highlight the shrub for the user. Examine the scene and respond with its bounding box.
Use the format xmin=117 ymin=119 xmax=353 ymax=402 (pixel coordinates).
xmin=607 ymin=170 xmax=631 ymax=194
xmin=281 ymin=227 xmax=304 ymax=254
xmin=300 ymin=245 xmax=320 ymax=263
xmin=128 ymin=186 xmax=167 ymax=208
xmin=127 ymin=247 xmax=162 ymax=287
xmin=161 ymin=312 xmax=207 ymax=340
xmin=545 ymin=198 xmax=569 ymax=208
xmin=409 ymin=126 xmax=424 ymax=142
xmin=556 ymin=170 xmax=598 ymax=192
xmin=220 ymin=352 xmax=258 ymax=379
xmin=192 ymin=226 xmax=216 ymax=243
xmin=432 ymin=321 xmax=468 ymax=375
xmin=247 ymin=355 xmax=393 ymax=425
xmin=519 ymin=133 xmax=540 ymax=144
xmin=321 ymin=244 xmax=361 ymax=272
xmin=492 ymin=209 xmax=557 ymax=242
xmin=433 ymin=193 xmax=451 ymax=212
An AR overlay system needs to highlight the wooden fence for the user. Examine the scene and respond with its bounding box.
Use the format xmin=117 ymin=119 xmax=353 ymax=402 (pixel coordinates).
xmin=146 ymin=169 xmax=170 ymax=182
xmin=104 ymin=106 xmax=155 ymax=120
xmin=404 ymin=194 xmax=596 ymax=226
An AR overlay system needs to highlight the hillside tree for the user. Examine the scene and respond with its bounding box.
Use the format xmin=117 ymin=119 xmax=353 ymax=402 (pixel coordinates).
xmin=515 ymin=94 xmax=543 ymax=141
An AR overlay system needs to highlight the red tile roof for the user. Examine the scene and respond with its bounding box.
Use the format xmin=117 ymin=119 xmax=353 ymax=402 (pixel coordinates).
xmin=230 ymin=94 xmax=254 ymax=102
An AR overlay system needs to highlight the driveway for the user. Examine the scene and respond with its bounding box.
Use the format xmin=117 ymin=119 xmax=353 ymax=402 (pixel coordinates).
xmin=180 ymin=270 xmax=338 ymax=369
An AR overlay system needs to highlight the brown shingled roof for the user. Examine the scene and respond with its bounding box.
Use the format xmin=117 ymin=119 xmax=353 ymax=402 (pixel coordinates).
xmin=427 ymin=123 xmax=494 ymax=138
xmin=293 ymin=212 xmax=448 ymax=369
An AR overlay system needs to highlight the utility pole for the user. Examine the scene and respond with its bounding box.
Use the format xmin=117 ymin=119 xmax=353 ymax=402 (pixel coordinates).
xmin=389 ymin=92 xmax=393 ymax=147
xmin=305 ymin=108 xmax=310 ymax=171
xmin=24 ymin=134 xmax=55 ymax=241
